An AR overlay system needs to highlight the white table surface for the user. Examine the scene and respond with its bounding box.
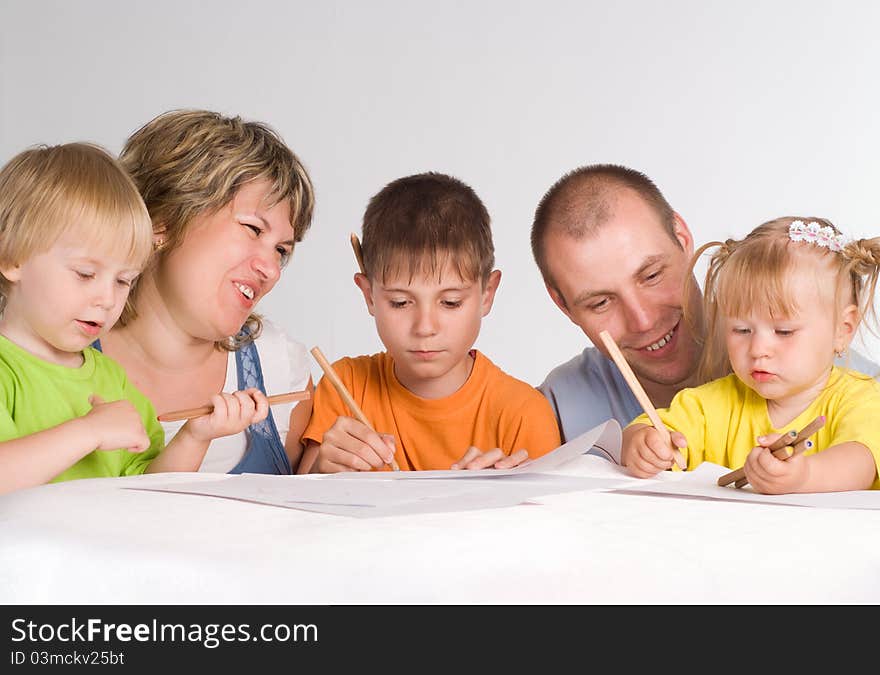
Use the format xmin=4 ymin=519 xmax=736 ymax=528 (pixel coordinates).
xmin=3 ymin=455 xmax=879 ymax=604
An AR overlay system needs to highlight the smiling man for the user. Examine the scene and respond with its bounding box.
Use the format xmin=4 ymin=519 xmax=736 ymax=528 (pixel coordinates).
xmin=531 ymin=164 xmax=877 ymax=460
xmin=530 ymin=164 xmax=705 ymax=455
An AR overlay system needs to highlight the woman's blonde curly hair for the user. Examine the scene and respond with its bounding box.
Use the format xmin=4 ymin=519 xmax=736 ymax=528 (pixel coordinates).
xmin=117 ymin=109 xmax=315 ymax=350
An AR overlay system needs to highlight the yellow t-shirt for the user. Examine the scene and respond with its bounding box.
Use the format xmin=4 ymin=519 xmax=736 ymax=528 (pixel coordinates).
xmin=629 ymin=368 xmax=880 ymax=488
xmin=302 ymin=350 xmax=561 ymax=471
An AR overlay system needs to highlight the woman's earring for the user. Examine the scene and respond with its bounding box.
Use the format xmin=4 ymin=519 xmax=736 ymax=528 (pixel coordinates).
xmin=153 ymin=237 xmax=166 ymax=251
xmin=835 ymin=347 xmax=847 ymax=359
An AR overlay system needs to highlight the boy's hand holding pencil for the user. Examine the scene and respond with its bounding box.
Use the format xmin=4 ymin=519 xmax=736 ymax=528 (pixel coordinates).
xmin=310 ymin=347 xmax=400 ymax=472
xmin=314 ymin=416 xmax=399 ymax=472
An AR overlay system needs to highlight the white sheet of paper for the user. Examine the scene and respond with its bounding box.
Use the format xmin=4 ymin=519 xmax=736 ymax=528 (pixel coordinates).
xmin=128 ymin=420 xmax=630 ymax=517
xmin=613 ymin=461 xmax=880 ymax=510
xmin=131 ymin=472 xmax=630 ymax=518
xmin=323 ymin=418 xmax=623 ymax=479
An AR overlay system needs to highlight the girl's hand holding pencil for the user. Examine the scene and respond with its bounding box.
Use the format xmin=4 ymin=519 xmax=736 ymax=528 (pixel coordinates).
xmin=717 ymin=415 xmax=825 ymax=490
xmin=598 ymin=330 xmax=688 ymax=473
xmin=739 ymin=435 xmax=814 ymax=493
xmin=621 ymin=423 xmax=689 ymax=478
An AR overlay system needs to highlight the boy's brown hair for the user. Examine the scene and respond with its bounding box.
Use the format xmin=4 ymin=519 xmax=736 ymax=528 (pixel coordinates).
xmin=360 ymin=172 xmax=494 ymax=285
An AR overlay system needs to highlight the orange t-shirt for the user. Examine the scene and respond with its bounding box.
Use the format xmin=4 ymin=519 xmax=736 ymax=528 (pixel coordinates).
xmin=302 ymin=350 xmax=561 ymax=471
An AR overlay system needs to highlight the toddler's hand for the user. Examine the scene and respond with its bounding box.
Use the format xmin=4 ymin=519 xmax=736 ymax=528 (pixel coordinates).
xmin=621 ymin=424 xmax=687 ymax=478
xmin=182 ymin=388 xmax=269 ymax=442
xmin=451 ymin=447 xmax=529 ymax=470
xmin=743 ymin=435 xmax=809 ymax=494
xmin=85 ymin=394 xmax=150 ymax=453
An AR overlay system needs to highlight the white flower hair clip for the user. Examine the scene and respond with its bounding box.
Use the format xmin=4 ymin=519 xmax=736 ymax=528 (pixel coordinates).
xmin=788 ymin=220 xmax=851 ymax=253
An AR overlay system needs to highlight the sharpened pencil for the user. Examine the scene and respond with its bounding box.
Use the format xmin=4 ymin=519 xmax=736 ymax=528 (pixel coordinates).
xmin=731 ymin=438 xmax=814 ymax=488
xmin=310 ymin=346 xmax=400 ymax=471
xmin=598 ymin=330 xmax=687 ymax=470
xmin=718 ymin=415 xmax=825 ymax=488
xmin=157 ymin=390 xmax=311 ymax=422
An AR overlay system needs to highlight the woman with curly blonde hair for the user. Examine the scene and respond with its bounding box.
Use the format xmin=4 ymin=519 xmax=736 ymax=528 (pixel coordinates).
xmin=99 ymin=109 xmax=316 ymax=475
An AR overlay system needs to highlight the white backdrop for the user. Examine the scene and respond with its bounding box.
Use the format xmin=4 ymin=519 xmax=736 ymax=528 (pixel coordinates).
xmin=2 ymin=0 xmax=879 ymax=386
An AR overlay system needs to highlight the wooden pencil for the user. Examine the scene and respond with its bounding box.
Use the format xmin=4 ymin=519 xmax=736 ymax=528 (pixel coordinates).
xmin=729 ymin=432 xmax=796 ymax=489
xmin=157 ymin=390 xmax=311 ymax=422
xmin=310 ymin=346 xmax=401 ymax=471
xmin=731 ymin=438 xmax=814 ymax=488
xmin=350 ymin=232 xmax=366 ymax=275
xmin=723 ymin=428 xmax=797 ymax=485
xmin=718 ymin=415 xmax=826 ymax=488
xmin=598 ymin=330 xmax=687 ymax=470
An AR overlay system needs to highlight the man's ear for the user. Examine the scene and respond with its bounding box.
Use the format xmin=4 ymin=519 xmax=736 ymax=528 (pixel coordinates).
xmin=546 ymin=283 xmax=574 ymax=322
xmin=672 ymin=212 xmax=695 ymax=258
xmin=354 ymin=272 xmax=375 ymax=316
xmin=835 ymin=303 xmax=860 ymax=352
xmin=480 ymin=269 xmax=502 ymax=316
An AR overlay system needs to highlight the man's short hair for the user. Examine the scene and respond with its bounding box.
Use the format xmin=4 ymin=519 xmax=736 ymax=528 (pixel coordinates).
xmin=531 ymin=164 xmax=677 ymax=293
xmin=361 ymin=172 xmax=494 ymax=285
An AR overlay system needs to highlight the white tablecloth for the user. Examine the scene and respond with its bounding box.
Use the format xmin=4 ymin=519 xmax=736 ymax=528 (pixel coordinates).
xmin=3 ymin=455 xmax=879 ymax=604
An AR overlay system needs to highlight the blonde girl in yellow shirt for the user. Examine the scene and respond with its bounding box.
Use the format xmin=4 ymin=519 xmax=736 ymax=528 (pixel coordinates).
xmin=622 ymin=216 xmax=880 ymax=494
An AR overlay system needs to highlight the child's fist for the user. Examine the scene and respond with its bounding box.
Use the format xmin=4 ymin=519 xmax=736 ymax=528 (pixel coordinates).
xmin=622 ymin=424 xmax=687 ymax=478
xmin=86 ymin=395 xmax=150 ymax=453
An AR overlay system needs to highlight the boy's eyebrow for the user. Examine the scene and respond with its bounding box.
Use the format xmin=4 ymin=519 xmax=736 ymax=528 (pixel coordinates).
xmin=68 ymin=255 xmax=122 ymax=267
xmin=69 ymin=256 xmax=142 ymax=276
xmin=379 ymin=283 xmax=474 ymax=293
xmin=571 ymin=254 xmax=666 ymax=305
xmin=67 ymin=251 xmax=141 ymax=274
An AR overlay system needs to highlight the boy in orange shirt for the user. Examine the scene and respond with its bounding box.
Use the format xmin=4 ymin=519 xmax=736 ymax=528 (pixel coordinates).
xmin=301 ymin=172 xmax=561 ymax=472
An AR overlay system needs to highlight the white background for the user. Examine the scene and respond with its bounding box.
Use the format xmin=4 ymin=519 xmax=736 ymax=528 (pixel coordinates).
xmin=2 ymin=0 xmax=879 ymax=386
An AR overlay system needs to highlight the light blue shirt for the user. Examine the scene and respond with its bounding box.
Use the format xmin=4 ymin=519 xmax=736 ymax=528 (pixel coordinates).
xmin=539 ymin=346 xmax=879 ymax=460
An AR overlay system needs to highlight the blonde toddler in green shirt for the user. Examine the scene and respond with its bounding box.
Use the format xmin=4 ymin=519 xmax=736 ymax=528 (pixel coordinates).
xmin=0 ymin=142 xmax=271 ymax=494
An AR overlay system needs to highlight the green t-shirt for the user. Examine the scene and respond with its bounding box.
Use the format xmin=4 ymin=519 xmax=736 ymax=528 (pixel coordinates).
xmin=0 ymin=335 xmax=163 ymax=482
